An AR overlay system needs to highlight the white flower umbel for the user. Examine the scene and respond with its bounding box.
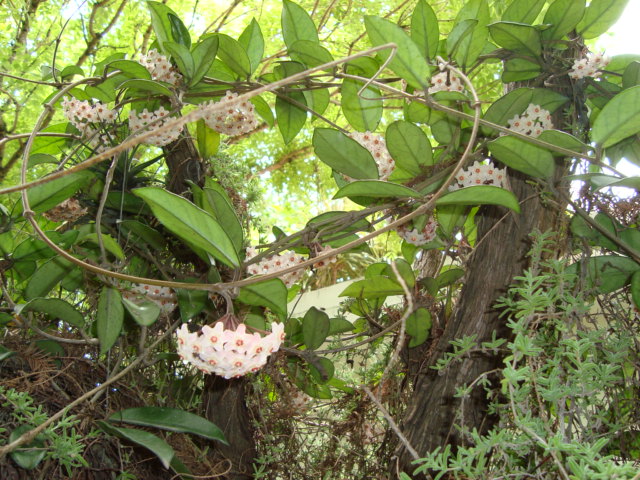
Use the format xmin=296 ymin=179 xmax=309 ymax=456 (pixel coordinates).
xmin=505 ymin=104 xmax=553 ymax=138
xmin=245 ymin=247 xmax=306 ymax=287
xmin=129 ymin=106 xmax=183 ymax=147
xmin=397 ymin=216 xmax=438 ymax=246
xmin=449 ymin=160 xmax=506 ymax=191
xmin=43 ymin=198 xmax=87 ymax=223
xmin=569 ymin=52 xmax=610 ymax=80
xmin=123 ymin=284 xmax=178 ymax=314
xmin=175 ymin=316 xmax=285 ymax=379
xmin=61 ymin=97 xmax=117 ymax=132
xmin=312 ymin=245 xmax=338 ymax=268
xmin=139 ymin=49 xmax=182 ymax=85
xmin=200 ymin=91 xmax=260 ymax=136
xmin=348 ymin=131 xmax=395 ymax=181
xmin=428 ymin=71 xmax=464 ymax=94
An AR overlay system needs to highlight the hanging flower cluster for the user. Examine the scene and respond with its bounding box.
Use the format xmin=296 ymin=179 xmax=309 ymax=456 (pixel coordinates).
xmin=122 ymin=283 xmax=178 ymax=314
xmin=396 ymin=216 xmax=438 ymax=246
xmin=312 ymin=246 xmax=338 ymax=268
xmin=139 ymin=49 xmax=182 ymax=85
xmin=506 ymin=104 xmax=553 ymax=138
xmin=348 ymin=131 xmax=395 ymax=181
xmin=200 ymin=91 xmax=260 ymax=136
xmin=129 ymin=107 xmax=183 ymax=147
xmin=428 ymin=71 xmax=464 ymax=94
xmin=61 ymin=97 xmax=117 ymax=132
xmin=175 ymin=316 xmax=285 ymax=378
xmin=569 ymin=52 xmax=610 ymax=80
xmin=449 ymin=160 xmax=506 ymax=191
xmin=245 ymin=247 xmax=306 ymax=287
xmin=43 ymin=198 xmax=87 ymax=223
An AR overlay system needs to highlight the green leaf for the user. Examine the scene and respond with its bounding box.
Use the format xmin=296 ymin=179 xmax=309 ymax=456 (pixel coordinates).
xmin=97 ymin=287 xmax=123 ymax=354
xmin=251 ymin=95 xmax=274 ymax=127
xmin=0 ymin=344 xmax=14 ymax=361
xmin=119 ymin=220 xmax=167 ymax=251
xmin=411 ymin=0 xmax=440 ymax=60
xmin=333 ymin=180 xmax=421 ymax=200
xmin=303 ymin=87 xmax=330 ymax=119
xmin=122 ymin=297 xmax=161 ymax=326
xmin=276 ymin=90 xmax=307 ymax=144
xmin=364 ymin=15 xmax=431 ymax=88
xmin=289 ymin=40 xmax=334 ymax=69
xmin=105 ymin=60 xmax=151 ymax=80
xmin=98 ymin=421 xmax=175 ymax=469
xmin=9 ymin=425 xmax=46 ymax=470
xmin=341 ymin=78 xmax=382 ymax=132
xmin=591 ymin=86 xmax=640 ymax=148
xmin=406 ymin=308 xmax=432 ymax=347
xmin=488 ymin=21 xmax=541 ymax=57
xmin=631 ymin=271 xmax=640 ymax=309
xmin=238 ymin=19 xmax=264 ymax=74
xmin=60 ymin=65 xmax=84 ymax=80
xmin=15 ymin=170 xmax=93 ymax=217
xmin=133 ymin=187 xmax=240 ymax=267
xmin=80 ymin=233 xmax=125 ymax=260
xmin=237 ymin=278 xmax=288 ymax=319
xmin=576 ymin=0 xmax=629 ymax=39
xmin=381 ymin=258 xmax=416 ymax=288
xmin=281 ymin=0 xmax=319 ymax=48
xmin=302 ymin=307 xmax=330 ymax=350
xmin=120 ymin=79 xmax=173 ymax=96
xmin=146 ymin=1 xmax=179 ymax=52
xmin=449 ymin=0 xmax=490 ymax=68
xmin=437 ymin=267 xmax=466 ymax=287
xmin=502 ymin=58 xmax=542 ymax=82
xmin=502 ymin=0 xmax=545 ymax=24
xmin=215 ymin=33 xmax=251 ymax=78
xmin=538 ymin=130 xmax=588 ymax=155
xmin=386 ymin=120 xmax=433 ymax=175
xmin=340 ymin=276 xmax=404 ymax=299
xmin=541 ymin=0 xmax=586 ymax=41
xmin=489 ymin=136 xmax=555 ymax=178
xmin=21 ymin=298 xmax=84 ymax=328
xmin=196 ymin=119 xmax=220 ymax=159
xmin=436 ymin=186 xmax=521 ymax=213
xmin=176 ymin=287 xmax=208 ymax=321
xmin=308 ymin=356 xmax=334 ymax=384
xmin=567 ymin=255 xmax=639 ymax=294
xmin=190 ymin=35 xmax=219 ymax=86
xmin=167 ymin=12 xmax=191 ymax=48
xmin=313 ymin=128 xmax=379 ymax=179
xmin=202 ymin=182 xmax=243 ymax=253
xmin=109 ymin=407 xmax=227 ymax=443
xmin=328 ymin=317 xmax=355 ymax=335
xmin=623 ymin=62 xmax=640 ymax=89
xmin=24 ymin=257 xmax=74 ymax=300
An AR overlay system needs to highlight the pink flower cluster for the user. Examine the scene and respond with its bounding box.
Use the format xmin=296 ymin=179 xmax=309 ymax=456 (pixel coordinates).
xmin=449 ymin=161 xmax=506 ymax=191
xmin=123 ymin=284 xmax=178 ymax=314
xmin=201 ymin=91 xmax=260 ymax=136
xmin=506 ymin=104 xmax=553 ymax=138
xmin=139 ymin=49 xmax=182 ymax=85
xmin=61 ymin=97 xmax=117 ymax=131
xmin=44 ymin=198 xmax=87 ymax=223
xmin=245 ymin=247 xmax=306 ymax=287
xmin=348 ymin=131 xmax=395 ymax=181
xmin=175 ymin=320 xmax=285 ymax=378
xmin=129 ymin=107 xmax=183 ymax=147
xmin=428 ymin=71 xmax=464 ymax=94
xmin=569 ymin=52 xmax=610 ymax=80
xmin=397 ymin=217 xmax=438 ymax=246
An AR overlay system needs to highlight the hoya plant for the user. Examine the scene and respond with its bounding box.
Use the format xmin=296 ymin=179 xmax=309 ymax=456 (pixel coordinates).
xmin=0 ymin=0 xmax=639 ymax=478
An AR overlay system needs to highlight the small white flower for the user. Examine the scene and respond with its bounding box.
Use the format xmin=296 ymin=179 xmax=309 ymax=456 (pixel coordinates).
xmin=129 ymin=107 xmax=183 ymax=147
xmin=396 ymin=216 xmax=438 ymax=246
xmin=140 ymin=49 xmax=182 ymax=85
xmin=348 ymin=131 xmax=396 ymax=181
xmin=569 ymin=52 xmax=610 ymax=80
xmin=449 ymin=161 xmax=506 ymax=191
xmin=245 ymin=247 xmax=306 ymax=287
xmin=504 ymin=103 xmax=552 ymax=138
xmin=428 ymin=71 xmax=464 ymax=94
xmin=200 ymin=91 xmax=260 ymax=137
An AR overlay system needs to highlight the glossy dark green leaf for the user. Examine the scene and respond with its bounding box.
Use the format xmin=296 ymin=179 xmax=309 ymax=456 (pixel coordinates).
xmin=542 ymin=0 xmax=585 ymax=41
xmin=215 ymin=33 xmax=251 ymax=78
xmin=237 ymin=278 xmax=288 ymax=319
xmin=109 ymin=407 xmax=227 ymax=443
xmin=21 ymin=297 xmax=84 ymax=327
xmin=14 ymin=170 xmax=92 ymax=217
xmin=340 ymin=276 xmax=404 ymax=299
xmin=303 ymin=307 xmax=330 ymax=350
xmin=276 ymin=90 xmax=307 ymax=144
xmin=289 ymin=40 xmax=333 ymax=69
xmin=167 ymin=13 xmax=191 ymax=48
xmin=576 ymin=0 xmax=629 ymax=39
xmin=24 ymin=257 xmax=74 ymax=300
xmin=9 ymin=425 xmax=46 ymax=470
xmin=502 ymin=58 xmax=542 ymax=82
xmin=282 ymin=0 xmax=319 ymax=47
xmin=538 ymin=130 xmax=588 ymax=155
xmin=122 ymin=297 xmax=161 ymax=326
xmin=488 ymin=21 xmax=541 ymax=57
xmin=202 ymin=179 xmax=243 ymax=252
xmin=333 ymin=180 xmax=421 ymax=200
xmin=238 ymin=19 xmax=264 ymax=74
xmin=341 ymin=78 xmax=382 ymax=132
xmin=97 ymin=287 xmax=124 ymax=354
xmin=502 ymin=0 xmax=545 ymax=24
xmin=120 ymin=79 xmax=173 ymax=96
xmin=386 ymin=120 xmax=433 ymax=175
xmin=406 ymin=308 xmax=432 ymax=348
xmin=176 ymin=288 xmax=209 ymax=322
xmin=133 ymin=187 xmax=240 ymax=267
xmin=591 ymin=86 xmax=640 ymax=148
xmin=105 ymin=60 xmax=151 ymax=80
xmin=411 ymin=0 xmax=439 ymax=60
xmin=196 ymin=119 xmax=220 ymax=159
xmin=147 ymin=1 xmax=178 ymax=52
xmin=328 ymin=317 xmax=355 ymax=335
xmin=190 ymin=35 xmax=219 ymax=86
xmin=98 ymin=421 xmax=174 ymax=469
xmin=313 ymin=128 xmax=378 ymax=179
xmin=567 ymin=255 xmax=639 ymax=294
xmin=364 ymin=15 xmax=431 ymax=88
xmin=489 ymin=136 xmax=555 ymax=178
xmin=436 ymin=185 xmax=521 ymax=213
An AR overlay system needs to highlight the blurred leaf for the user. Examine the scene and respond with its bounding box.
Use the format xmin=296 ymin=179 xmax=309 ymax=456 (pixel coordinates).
xmin=80 ymin=233 xmax=125 ymax=260
xmin=340 ymin=276 xmax=404 ymax=299
xmin=623 ymin=62 xmax=640 ymax=89
xmin=308 ymin=356 xmax=335 ymax=383
xmin=176 ymin=288 xmax=208 ymax=321
xmin=167 ymin=13 xmax=191 ymax=48
xmin=303 ymin=307 xmax=330 ymax=350
xmin=147 ymin=1 xmax=179 ymax=52
xmin=631 ymin=270 xmax=640 ymax=309
xmin=328 ymin=317 xmax=354 ymax=335
xmin=105 ymin=60 xmax=151 ymax=80
xmin=541 ymin=0 xmax=585 ymax=40
xmin=14 ymin=170 xmax=92 ymax=217
xmin=591 ymin=86 xmax=640 ymax=148
xmin=24 ymin=257 xmax=74 ymax=300
xmin=196 ymin=119 xmax=220 ymax=159
xmin=567 ymin=255 xmax=639 ymax=294
xmin=9 ymin=426 xmax=46 ymax=470
xmin=120 ymin=79 xmax=173 ymax=96
xmin=289 ymin=40 xmax=333 ymax=69
xmin=436 ymin=186 xmax=521 ymax=213
xmin=0 ymin=344 xmax=14 ymax=361
xmin=502 ymin=0 xmax=545 ymax=23
xmin=97 ymin=287 xmax=124 ymax=354
xmin=215 ymin=33 xmax=251 ymax=78
xmin=576 ymin=0 xmax=629 ymax=39
xmin=502 ymin=58 xmax=541 ymax=82
xmin=406 ymin=308 xmax=432 ymax=347
xmin=119 ymin=220 xmax=167 ymax=251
